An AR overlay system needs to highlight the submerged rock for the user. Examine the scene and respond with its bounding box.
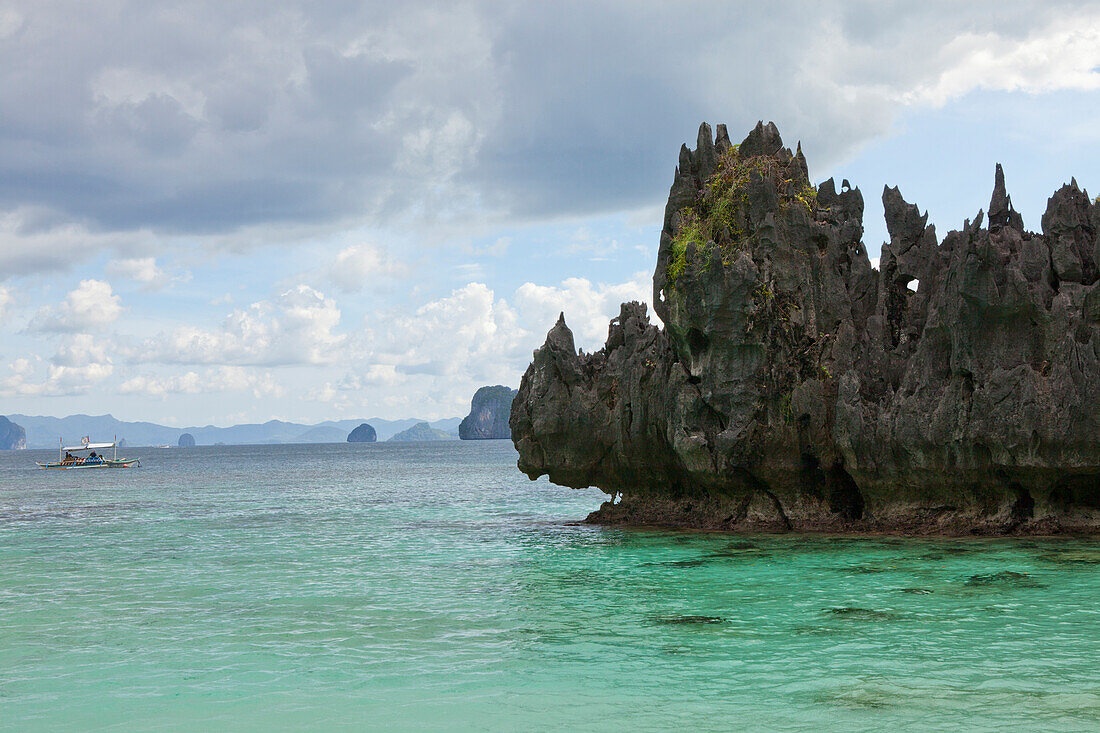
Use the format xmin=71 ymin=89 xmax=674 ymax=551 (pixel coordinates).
xmin=511 ymin=121 xmax=1100 ymax=534
xmin=459 ymin=385 xmax=518 ymax=439
xmin=964 ymin=571 xmax=1044 ymax=588
xmin=0 ymin=416 xmax=26 ymax=450
xmin=346 ymin=423 xmax=378 ymax=443
xmin=826 ymin=607 xmax=897 ymax=621
xmin=652 ymin=614 xmax=726 ymax=625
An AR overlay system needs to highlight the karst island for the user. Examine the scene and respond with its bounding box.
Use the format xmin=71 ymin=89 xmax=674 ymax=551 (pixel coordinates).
xmin=511 ymin=122 xmax=1100 ymax=535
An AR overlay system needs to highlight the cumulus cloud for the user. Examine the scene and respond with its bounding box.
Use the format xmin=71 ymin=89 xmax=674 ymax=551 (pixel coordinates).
xmin=144 ymin=284 xmax=343 ymax=366
xmin=328 ymin=243 xmax=407 ymax=292
xmin=51 ymin=333 xmax=112 ymax=368
xmin=0 ymin=285 xmax=12 ymax=320
xmin=28 ymin=279 xmax=122 ymax=332
xmin=376 ymin=282 xmax=526 ymax=379
xmin=514 ymin=271 xmax=651 ymax=349
xmin=0 ymin=354 xmax=113 ymax=397
xmin=339 ymin=272 xmax=652 ymax=395
xmin=0 ymin=333 xmax=118 ymax=396
xmin=0 ymin=267 xmax=659 ymax=412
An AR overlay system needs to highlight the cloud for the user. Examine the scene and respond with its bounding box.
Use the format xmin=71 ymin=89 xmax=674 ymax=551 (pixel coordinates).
xmin=28 ymin=279 xmax=122 ymax=332
xmin=0 ymin=0 xmax=1096 ymax=253
xmin=144 ymin=284 xmax=343 ymax=366
xmin=51 ymin=333 xmax=112 ymax=368
xmin=327 ymin=243 xmax=407 ymax=292
xmin=897 ymin=18 xmax=1100 ymax=106
xmin=0 ymin=353 xmax=113 ymax=397
xmin=0 ymin=285 xmax=11 ymax=320
xmin=119 ymin=371 xmax=202 ymax=397
xmin=106 ymin=257 xmax=170 ymax=288
xmin=514 ymin=271 xmax=651 ymax=349
xmin=119 ymin=366 xmax=284 ymax=398
xmin=377 ymin=282 xmax=526 ymax=379
xmin=0 ymin=333 xmax=116 ymax=396
xmin=0 ymin=266 xmax=662 ymax=414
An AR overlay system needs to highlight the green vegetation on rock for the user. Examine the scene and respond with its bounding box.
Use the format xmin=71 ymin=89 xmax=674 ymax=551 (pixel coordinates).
xmin=668 ymin=146 xmax=816 ymax=283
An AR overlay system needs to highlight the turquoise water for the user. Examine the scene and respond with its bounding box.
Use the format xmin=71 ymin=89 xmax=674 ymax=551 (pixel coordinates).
xmin=2 ymin=442 xmax=1099 ymax=731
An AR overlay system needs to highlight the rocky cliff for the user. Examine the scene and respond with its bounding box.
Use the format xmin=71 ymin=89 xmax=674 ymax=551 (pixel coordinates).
xmin=459 ymin=386 xmax=518 ymax=439
xmin=0 ymin=416 xmax=26 ymax=450
xmin=347 ymin=423 xmax=378 ymax=443
xmin=511 ymin=121 xmax=1100 ymax=534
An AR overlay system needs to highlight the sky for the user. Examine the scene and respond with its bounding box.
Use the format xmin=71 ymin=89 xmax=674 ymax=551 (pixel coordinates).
xmin=1 ymin=0 xmax=1099 ymax=426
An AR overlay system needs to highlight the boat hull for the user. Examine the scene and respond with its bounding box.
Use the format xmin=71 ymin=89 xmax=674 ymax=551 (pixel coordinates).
xmin=37 ymin=458 xmax=140 ymax=470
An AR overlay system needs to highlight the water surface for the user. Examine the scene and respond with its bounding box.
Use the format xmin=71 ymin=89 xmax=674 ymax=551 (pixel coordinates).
xmin=2 ymin=442 xmax=1098 ymax=731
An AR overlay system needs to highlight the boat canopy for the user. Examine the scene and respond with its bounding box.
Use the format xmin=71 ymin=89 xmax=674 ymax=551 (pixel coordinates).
xmin=62 ymin=442 xmax=115 ymax=451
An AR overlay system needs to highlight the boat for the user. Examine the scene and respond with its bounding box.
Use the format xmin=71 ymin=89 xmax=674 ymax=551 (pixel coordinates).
xmin=37 ymin=436 xmax=140 ymax=470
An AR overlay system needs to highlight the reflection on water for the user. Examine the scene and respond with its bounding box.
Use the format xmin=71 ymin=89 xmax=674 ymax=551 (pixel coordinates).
xmin=2 ymin=442 xmax=1100 ymax=731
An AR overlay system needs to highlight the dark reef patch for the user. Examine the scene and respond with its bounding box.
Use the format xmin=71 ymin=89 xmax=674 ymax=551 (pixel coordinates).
xmin=825 ymin=607 xmax=898 ymax=621
xmin=652 ymin=614 xmax=727 ymax=626
xmin=964 ymin=571 xmax=1045 ymax=588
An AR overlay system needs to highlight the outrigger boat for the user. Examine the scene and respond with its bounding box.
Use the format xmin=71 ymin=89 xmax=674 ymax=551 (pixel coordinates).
xmin=37 ymin=436 xmax=140 ymax=470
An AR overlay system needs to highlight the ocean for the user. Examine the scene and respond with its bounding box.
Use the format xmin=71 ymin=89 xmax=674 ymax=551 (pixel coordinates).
xmin=2 ymin=442 xmax=1098 ymax=731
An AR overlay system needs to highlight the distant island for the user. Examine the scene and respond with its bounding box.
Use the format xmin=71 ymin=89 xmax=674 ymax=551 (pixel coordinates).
xmin=388 ymin=422 xmax=457 ymax=442
xmin=10 ymin=414 xmax=462 ymax=448
xmin=347 ymin=423 xmax=377 ymax=443
xmin=178 ymin=433 xmax=196 ymax=447
xmin=0 ymin=416 xmax=26 ymax=450
xmin=512 ymin=121 xmax=1100 ymax=535
xmin=459 ymin=386 xmax=517 ymax=440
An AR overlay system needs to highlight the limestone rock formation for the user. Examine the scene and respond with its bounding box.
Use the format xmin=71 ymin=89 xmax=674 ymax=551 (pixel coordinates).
xmin=178 ymin=433 xmax=196 ymax=447
xmin=388 ymin=422 xmax=455 ymax=442
xmin=512 ymin=121 xmax=1100 ymax=534
xmin=459 ymin=386 xmax=518 ymax=439
xmin=347 ymin=423 xmax=378 ymax=443
xmin=0 ymin=416 xmax=26 ymax=450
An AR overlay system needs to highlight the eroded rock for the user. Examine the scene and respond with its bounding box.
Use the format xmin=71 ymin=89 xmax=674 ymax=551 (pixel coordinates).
xmin=511 ymin=122 xmax=1100 ymax=534
xmin=459 ymin=385 xmax=518 ymax=440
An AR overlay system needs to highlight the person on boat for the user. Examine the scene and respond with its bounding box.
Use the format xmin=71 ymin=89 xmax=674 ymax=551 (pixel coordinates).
xmin=89 ymin=451 xmax=98 ymax=459
xmin=64 ymin=452 xmax=73 ymax=465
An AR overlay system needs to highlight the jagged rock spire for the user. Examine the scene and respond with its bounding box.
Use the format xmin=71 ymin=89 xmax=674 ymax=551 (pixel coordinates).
xmin=738 ymin=121 xmax=784 ymax=158
xmin=988 ymin=164 xmax=1024 ymax=231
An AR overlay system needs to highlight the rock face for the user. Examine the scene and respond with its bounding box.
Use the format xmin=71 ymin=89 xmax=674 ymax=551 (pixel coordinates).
xmin=347 ymin=423 xmax=378 ymax=443
xmin=511 ymin=121 xmax=1100 ymax=534
xmin=459 ymin=386 xmax=518 ymax=439
xmin=0 ymin=416 xmax=26 ymax=450
xmin=178 ymin=433 xmax=196 ymax=447
xmin=388 ymin=422 xmax=455 ymax=442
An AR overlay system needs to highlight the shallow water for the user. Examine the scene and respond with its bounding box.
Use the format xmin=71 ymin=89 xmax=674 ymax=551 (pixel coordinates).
xmin=2 ymin=442 xmax=1099 ymax=731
